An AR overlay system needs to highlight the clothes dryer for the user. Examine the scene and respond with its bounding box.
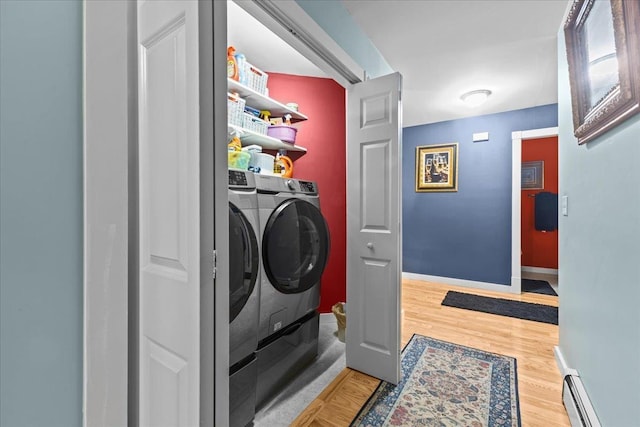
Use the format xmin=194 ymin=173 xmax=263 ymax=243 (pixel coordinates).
xmin=255 ymin=175 xmax=330 ymax=342
xmin=254 ymin=175 xmax=330 ymax=407
xmin=228 ymin=169 xmax=260 ymax=427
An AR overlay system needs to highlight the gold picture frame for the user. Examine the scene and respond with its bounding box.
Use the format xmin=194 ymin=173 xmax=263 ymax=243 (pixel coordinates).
xmin=564 ymin=0 xmax=640 ymax=144
xmin=415 ymin=143 xmax=458 ymax=192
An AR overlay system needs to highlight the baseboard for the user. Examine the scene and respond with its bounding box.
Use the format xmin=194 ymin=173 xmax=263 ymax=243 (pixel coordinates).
xmin=402 ymin=272 xmax=518 ymax=294
xmin=511 ymin=275 xmax=522 ymax=294
xmin=522 ymin=266 xmax=558 ymax=275
xmin=554 ymin=346 xmax=575 ymax=377
xmin=555 ymin=346 xmax=602 ymax=427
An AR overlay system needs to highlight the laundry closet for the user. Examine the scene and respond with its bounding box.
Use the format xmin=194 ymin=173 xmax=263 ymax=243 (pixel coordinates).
xmin=225 ymin=2 xmax=345 ymax=425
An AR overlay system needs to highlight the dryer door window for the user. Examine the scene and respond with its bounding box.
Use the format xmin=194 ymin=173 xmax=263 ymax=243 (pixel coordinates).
xmin=263 ymin=199 xmax=330 ymax=294
xmin=229 ymin=203 xmax=259 ymax=323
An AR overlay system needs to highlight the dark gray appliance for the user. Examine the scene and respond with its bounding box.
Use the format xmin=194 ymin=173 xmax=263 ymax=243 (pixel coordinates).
xmin=228 ymin=169 xmax=260 ymax=427
xmin=254 ymin=175 xmax=330 ymax=408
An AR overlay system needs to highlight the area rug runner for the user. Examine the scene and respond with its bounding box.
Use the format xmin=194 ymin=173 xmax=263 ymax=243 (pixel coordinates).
xmin=441 ymin=291 xmax=558 ymax=325
xmin=351 ymin=334 xmax=521 ymax=426
xmin=522 ymin=278 xmax=557 ymax=296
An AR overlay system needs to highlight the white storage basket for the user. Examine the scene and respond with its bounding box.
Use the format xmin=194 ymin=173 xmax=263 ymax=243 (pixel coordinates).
xmin=245 ymin=62 xmax=269 ymax=95
xmin=242 ymin=113 xmax=269 ymax=135
xmin=227 ymin=93 xmax=246 ymax=127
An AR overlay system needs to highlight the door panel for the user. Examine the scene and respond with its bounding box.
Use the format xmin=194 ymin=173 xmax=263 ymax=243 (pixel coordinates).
xmin=361 ymin=141 xmax=391 ymax=230
xmin=138 ymin=1 xmax=201 ymax=425
xmin=146 ymin=339 xmax=189 ymax=427
xmin=346 ymin=72 xmax=402 ymax=385
xmin=361 ymin=258 xmax=391 ymax=352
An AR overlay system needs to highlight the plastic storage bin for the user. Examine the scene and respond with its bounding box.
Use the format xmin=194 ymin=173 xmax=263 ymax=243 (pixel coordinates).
xmin=267 ymin=125 xmax=297 ymax=144
xmin=228 ymin=151 xmax=251 ymax=170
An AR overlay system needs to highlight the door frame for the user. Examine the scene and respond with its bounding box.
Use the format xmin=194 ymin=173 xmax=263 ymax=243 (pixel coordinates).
xmin=510 ymin=126 xmax=559 ymax=294
xmin=83 ymin=2 xmax=135 ymax=425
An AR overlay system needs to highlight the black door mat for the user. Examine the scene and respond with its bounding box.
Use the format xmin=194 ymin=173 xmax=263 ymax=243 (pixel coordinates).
xmin=441 ymin=291 xmax=558 ymax=325
xmin=522 ymin=278 xmax=557 ymax=296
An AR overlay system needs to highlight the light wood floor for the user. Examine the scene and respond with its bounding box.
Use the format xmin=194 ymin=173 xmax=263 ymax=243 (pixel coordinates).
xmin=291 ymin=279 xmax=569 ymax=426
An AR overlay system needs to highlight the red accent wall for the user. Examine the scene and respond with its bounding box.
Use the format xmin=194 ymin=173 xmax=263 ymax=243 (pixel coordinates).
xmin=266 ymin=73 xmax=346 ymax=313
xmin=521 ymin=136 xmax=558 ymax=268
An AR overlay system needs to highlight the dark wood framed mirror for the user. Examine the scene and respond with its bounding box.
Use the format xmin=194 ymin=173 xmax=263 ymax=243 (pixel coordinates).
xmin=564 ymin=0 xmax=640 ymax=144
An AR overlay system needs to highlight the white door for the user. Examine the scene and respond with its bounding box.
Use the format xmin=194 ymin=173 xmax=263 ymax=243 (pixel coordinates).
xmin=346 ymin=72 xmax=403 ymax=384
xmin=137 ymin=1 xmax=207 ymax=425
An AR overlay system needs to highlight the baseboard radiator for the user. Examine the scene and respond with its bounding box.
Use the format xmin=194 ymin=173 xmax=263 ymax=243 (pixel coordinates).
xmin=562 ymin=373 xmax=601 ymax=427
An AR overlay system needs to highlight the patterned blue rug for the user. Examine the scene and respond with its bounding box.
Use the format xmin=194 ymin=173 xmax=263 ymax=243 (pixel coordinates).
xmin=351 ymin=334 xmax=521 ymax=426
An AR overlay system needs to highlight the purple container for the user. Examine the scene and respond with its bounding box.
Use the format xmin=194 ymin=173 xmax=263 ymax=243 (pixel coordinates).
xmin=267 ymin=125 xmax=297 ymax=144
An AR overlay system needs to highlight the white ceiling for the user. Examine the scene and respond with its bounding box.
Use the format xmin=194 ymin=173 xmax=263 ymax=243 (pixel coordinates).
xmin=229 ymin=0 xmax=570 ymax=128
xmin=227 ymin=1 xmax=328 ymax=78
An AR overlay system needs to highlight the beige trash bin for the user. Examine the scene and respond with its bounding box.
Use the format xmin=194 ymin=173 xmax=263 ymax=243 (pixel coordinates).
xmin=331 ymin=302 xmax=346 ymax=342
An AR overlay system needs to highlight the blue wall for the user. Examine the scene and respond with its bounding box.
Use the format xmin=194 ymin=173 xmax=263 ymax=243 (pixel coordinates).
xmin=295 ymin=0 xmax=393 ymax=78
xmin=557 ymin=28 xmax=640 ymax=424
xmin=0 ymin=1 xmax=83 ymax=426
xmin=402 ymin=105 xmax=558 ymax=285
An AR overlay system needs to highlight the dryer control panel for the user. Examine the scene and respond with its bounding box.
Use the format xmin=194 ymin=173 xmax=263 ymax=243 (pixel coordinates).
xmin=255 ymin=174 xmax=317 ymax=195
xmin=298 ymin=180 xmax=316 ymax=194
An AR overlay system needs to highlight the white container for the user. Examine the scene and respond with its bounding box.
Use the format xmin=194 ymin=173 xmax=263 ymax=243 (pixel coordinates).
xmin=250 ymin=152 xmax=274 ymax=174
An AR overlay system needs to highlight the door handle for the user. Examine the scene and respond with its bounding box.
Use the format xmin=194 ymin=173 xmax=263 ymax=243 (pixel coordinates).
xmin=366 ymin=242 xmax=374 ymax=249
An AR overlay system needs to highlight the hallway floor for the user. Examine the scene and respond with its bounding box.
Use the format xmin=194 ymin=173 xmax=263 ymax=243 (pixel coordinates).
xmin=290 ymin=279 xmax=569 ymax=426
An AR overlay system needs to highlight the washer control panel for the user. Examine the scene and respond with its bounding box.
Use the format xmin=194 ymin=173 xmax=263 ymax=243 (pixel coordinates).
xmin=228 ymin=169 xmax=256 ymax=190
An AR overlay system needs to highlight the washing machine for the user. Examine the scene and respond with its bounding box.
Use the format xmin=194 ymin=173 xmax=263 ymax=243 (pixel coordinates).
xmin=228 ymin=169 xmax=260 ymax=427
xmin=254 ymin=174 xmax=330 ymax=407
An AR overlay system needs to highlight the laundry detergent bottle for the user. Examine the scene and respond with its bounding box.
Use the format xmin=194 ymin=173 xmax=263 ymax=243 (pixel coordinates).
xmin=274 ymin=149 xmax=293 ymax=177
xmin=235 ymin=52 xmax=247 ymax=85
xmin=274 ymin=150 xmax=283 ymax=175
xmin=227 ymin=46 xmax=239 ymax=80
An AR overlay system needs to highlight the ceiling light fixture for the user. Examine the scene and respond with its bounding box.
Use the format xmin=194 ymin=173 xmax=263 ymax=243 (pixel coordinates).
xmin=461 ymin=89 xmax=492 ymax=107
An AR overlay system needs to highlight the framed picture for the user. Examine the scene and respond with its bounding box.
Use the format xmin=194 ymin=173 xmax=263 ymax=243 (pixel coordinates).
xmin=564 ymin=0 xmax=640 ymax=144
xmin=522 ymin=161 xmax=544 ymax=190
xmin=415 ymin=143 xmax=458 ymax=192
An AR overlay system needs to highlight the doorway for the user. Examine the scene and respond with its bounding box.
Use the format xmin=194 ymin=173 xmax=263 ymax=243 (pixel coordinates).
xmin=228 ymin=4 xmax=346 ymax=422
xmin=521 ymin=135 xmax=559 ymax=294
xmin=510 ymin=127 xmax=559 ymax=295
xmin=228 ymin=2 xmax=403 ymax=422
